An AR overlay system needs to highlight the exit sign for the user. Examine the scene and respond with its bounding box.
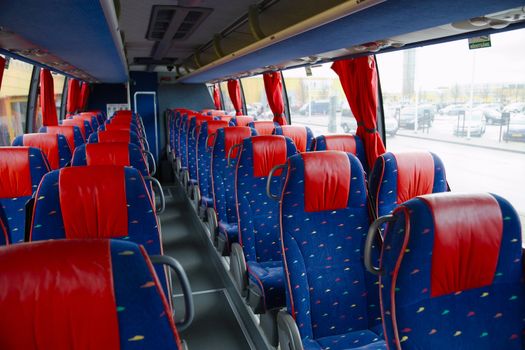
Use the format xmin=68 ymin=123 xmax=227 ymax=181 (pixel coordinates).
xmin=469 ymin=35 xmax=491 ymax=50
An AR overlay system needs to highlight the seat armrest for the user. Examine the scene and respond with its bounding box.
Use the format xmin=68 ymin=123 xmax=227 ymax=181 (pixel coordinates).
xmin=277 ymin=310 xmax=302 ymax=350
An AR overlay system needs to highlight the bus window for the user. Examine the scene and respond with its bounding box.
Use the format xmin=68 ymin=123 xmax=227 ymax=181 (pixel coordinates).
xmin=0 ymin=57 xmax=32 ymax=145
xmin=376 ymin=28 xmax=525 ymax=235
xmin=34 ymin=72 xmax=66 ymax=130
xmin=219 ymin=81 xmax=235 ymax=115
xmin=283 ymin=62 xmax=350 ymax=136
xmin=240 ymin=76 xmax=272 ymax=120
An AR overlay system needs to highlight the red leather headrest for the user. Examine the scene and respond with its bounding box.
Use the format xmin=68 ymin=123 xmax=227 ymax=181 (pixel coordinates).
xmin=321 ymin=135 xmax=357 ymax=154
xmin=22 ymin=134 xmax=60 ymax=170
xmin=105 ymin=123 xmax=131 ymax=132
xmin=251 ymin=135 xmax=287 ymax=177
xmin=224 ymin=127 xmax=252 ymax=158
xmin=0 ymin=240 xmax=120 ymax=349
xmin=45 ymin=125 xmax=77 ymax=151
xmin=115 ymin=110 xmax=132 ymax=117
xmin=111 ymin=116 xmax=133 ymax=124
xmin=302 ymin=151 xmax=350 ymax=212
xmin=206 ymin=120 xmax=229 ymax=146
xmin=219 ymin=115 xmax=233 ymax=123
xmin=59 ymin=166 xmax=128 ymax=239
xmin=234 ymin=115 xmax=254 ymax=126
xmin=85 ymin=143 xmax=130 ymax=167
xmin=393 ymin=152 xmax=435 ymax=203
xmin=280 ymin=126 xmax=308 ymax=152
xmin=251 ymin=121 xmax=275 ymax=136
xmin=62 ymin=118 xmax=87 ymax=138
xmin=98 ymin=130 xmax=131 ymax=144
xmin=420 ymin=193 xmax=503 ymax=297
xmin=0 ymin=147 xmax=33 ymax=197
xmin=73 ymin=114 xmax=95 ymax=125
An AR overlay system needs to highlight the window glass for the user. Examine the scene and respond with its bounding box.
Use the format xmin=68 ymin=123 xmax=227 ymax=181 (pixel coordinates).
xmin=377 ymin=28 xmax=525 ymax=235
xmin=220 ymin=81 xmax=236 ymax=115
xmin=282 ymin=62 xmax=351 ymax=136
xmin=34 ymin=72 xmax=65 ymax=130
xmin=0 ymin=56 xmax=32 ymax=145
xmin=240 ymin=75 xmax=272 ymax=120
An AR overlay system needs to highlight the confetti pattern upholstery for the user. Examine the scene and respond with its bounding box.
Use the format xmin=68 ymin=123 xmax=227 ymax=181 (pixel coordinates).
xmin=274 ymin=125 xmax=314 ymax=153
xmin=12 ymin=133 xmax=71 ymax=170
xmin=312 ymin=134 xmax=368 ymax=172
xmin=236 ymin=135 xmax=298 ymax=310
xmin=0 ymin=147 xmax=50 ymax=244
xmin=29 ymin=166 xmax=166 ymax=292
xmin=379 ymin=193 xmax=524 ymax=350
xmin=280 ymin=151 xmax=386 ymax=349
xmin=211 ymin=127 xmax=257 ymax=248
xmin=0 ymin=239 xmax=182 ymax=350
xmin=369 ymin=151 xmax=447 ymax=218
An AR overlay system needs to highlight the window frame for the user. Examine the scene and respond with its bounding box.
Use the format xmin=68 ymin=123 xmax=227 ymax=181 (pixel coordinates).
xmin=25 ymin=66 xmax=41 ymax=133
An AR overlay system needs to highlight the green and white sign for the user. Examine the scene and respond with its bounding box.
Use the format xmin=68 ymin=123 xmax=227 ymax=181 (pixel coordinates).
xmin=468 ymin=35 xmax=491 ymax=50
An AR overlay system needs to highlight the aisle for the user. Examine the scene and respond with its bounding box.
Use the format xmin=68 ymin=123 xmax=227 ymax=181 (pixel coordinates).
xmin=159 ymin=183 xmax=271 ymax=350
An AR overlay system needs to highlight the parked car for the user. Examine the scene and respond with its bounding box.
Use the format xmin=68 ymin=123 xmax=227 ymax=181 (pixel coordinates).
xmin=503 ymin=102 xmax=525 ymax=114
xmin=299 ymin=100 xmax=330 ymax=115
xmin=439 ymin=104 xmax=467 ymax=116
xmin=398 ymin=105 xmax=434 ymax=129
xmin=503 ymin=114 xmax=525 ymax=142
xmin=340 ymin=107 xmax=398 ymax=136
xmin=384 ymin=110 xmax=399 ymax=136
xmin=476 ymin=107 xmax=503 ymax=125
xmin=453 ymin=110 xmax=486 ymax=137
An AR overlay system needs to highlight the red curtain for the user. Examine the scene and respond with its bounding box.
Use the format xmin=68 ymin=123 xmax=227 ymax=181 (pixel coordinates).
xmin=66 ymin=79 xmax=81 ymax=114
xmin=227 ymin=79 xmax=243 ymax=116
xmin=263 ymin=72 xmax=287 ymax=125
xmin=79 ymin=82 xmax=90 ymax=111
xmin=331 ymin=56 xmax=386 ymax=167
xmin=0 ymin=56 xmax=5 ymax=91
xmin=213 ymin=84 xmax=222 ymax=110
xmin=39 ymin=69 xmax=58 ymax=126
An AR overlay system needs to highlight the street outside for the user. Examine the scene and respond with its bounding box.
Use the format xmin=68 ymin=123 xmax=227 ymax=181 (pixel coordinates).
xmin=292 ymin=112 xmax=525 ymax=239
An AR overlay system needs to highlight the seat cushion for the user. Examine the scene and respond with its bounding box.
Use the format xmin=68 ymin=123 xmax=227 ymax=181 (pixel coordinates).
xmin=303 ymin=329 xmax=386 ymax=350
xmin=218 ymin=221 xmax=238 ymax=247
xmin=247 ymin=260 xmax=285 ymax=310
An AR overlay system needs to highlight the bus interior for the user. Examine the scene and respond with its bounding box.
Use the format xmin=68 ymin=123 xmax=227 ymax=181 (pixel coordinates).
xmin=0 ymin=1 xmax=524 ymax=349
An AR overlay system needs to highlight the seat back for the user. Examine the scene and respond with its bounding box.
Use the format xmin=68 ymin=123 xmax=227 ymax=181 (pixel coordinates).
xmin=274 ymin=125 xmax=314 ymax=152
xmin=197 ymin=120 xmax=229 ymax=205
xmin=236 ymin=135 xmax=297 ymax=263
xmin=61 ymin=118 xmax=93 ymax=139
xmin=280 ymin=151 xmax=376 ymax=340
xmin=230 ymin=115 xmax=254 ymax=126
xmin=12 ymin=133 xmax=71 ymax=169
xmin=248 ymin=121 xmax=279 ymax=136
xmin=179 ymin=114 xmax=190 ymax=168
xmin=72 ymin=143 xmax=149 ymax=177
xmin=40 ymin=125 xmax=84 ymax=151
xmin=380 ymin=193 xmax=524 ymax=350
xmin=83 ymin=110 xmax=106 ymax=125
xmin=0 ymin=239 xmax=182 ymax=350
xmin=212 ymin=127 xmax=257 ymax=225
xmin=88 ymin=130 xmax=143 ymax=149
xmin=312 ymin=134 xmax=368 ymax=170
xmin=101 ymin=122 xmax=141 ymax=136
xmin=0 ymin=147 xmax=50 ymax=243
xmin=74 ymin=113 xmax=100 ymax=132
xmin=187 ymin=115 xmax=215 ymax=181
xmin=369 ymin=151 xmax=447 ymax=218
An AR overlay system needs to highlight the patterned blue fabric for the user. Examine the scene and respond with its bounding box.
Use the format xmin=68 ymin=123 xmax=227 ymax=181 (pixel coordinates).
xmin=236 ymin=136 xmax=298 ymax=310
xmin=380 ymin=194 xmax=524 ymax=349
xmin=39 ymin=126 xmax=85 ymax=149
xmin=368 ymin=152 xmax=447 ymax=218
xmin=111 ymin=240 xmax=181 ymax=350
xmin=312 ymin=135 xmax=368 ymax=172
xmin=88 ymin=130 xmax=143 ymax=149
xmin=274 ymin=125 xmax=314 ymax=152
xmin=0 ymin=147 xmax=50 ymax=244
xmin=179 ymin=115 xmax=189 ymax=168
xmin=71 ymin=143 xmax=149 ymax=177
xmin=211 ymin=127 xmax=257 ymax=247
xmin=30 ymin=167 xmax=166 ymax=292
xmin=13 ymin=134 xmax=72 ymax=169
xmin=280 ymin=152 xmax=385 ymax=349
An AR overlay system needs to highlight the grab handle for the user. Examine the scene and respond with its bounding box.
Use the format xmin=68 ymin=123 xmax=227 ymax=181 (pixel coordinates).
xmin=142 ymin=150 xmax=157 ymax=176
xmin=364 ymin=215 xmax=396 ymax=275
xmin=227 ymin=144 xmax=242 ymax=167
xmin=266 ymin=164 xmax=287 ymax=201
xmin=144 ymin=176 xmax=165 ymax=214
